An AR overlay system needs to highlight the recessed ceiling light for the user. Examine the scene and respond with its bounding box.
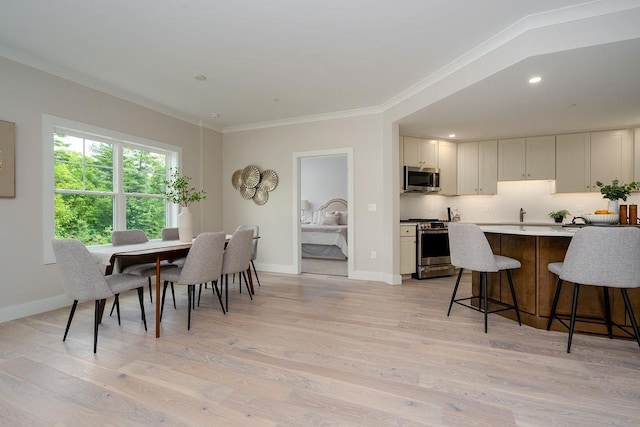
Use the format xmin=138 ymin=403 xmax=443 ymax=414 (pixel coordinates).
xmin=448 ymin=134 xmax=456 ymax=138
xmin=528 ymin=76 xmax=542 ymax=84
xmin=194 ymin=74 xmax=207 ymax=81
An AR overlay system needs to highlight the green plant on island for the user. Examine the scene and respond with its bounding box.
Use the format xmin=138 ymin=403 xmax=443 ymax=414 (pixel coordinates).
xmin=164 ymin=168 xmax=206 ymax=207
xmin=595 ymin=179 xmax=640 ymax=201
xmin=548 ymin=209 xmax=571 ymax=220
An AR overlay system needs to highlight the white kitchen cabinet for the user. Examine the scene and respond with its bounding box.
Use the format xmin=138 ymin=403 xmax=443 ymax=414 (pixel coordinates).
xmin=498 ymin=136 xmax=555 ymax=181
xmin=457 ymin=140 xmax=497 ymax=195
xmin=400 ymin=225 xmax=416 ymax=275
xmin=556 ymin=130 xmax=632 ymax=193
xmin=403 ymin=136 xmax=438 ymax=169
xmin=438 ymin=140 xmax=457 ymax=195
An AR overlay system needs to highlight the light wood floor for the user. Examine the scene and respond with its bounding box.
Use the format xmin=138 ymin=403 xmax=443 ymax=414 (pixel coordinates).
xmin=1 ymin=272 xmax=639 ymax=426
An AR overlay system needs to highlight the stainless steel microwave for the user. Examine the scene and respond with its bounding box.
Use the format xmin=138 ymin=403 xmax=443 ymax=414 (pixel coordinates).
xmin=403 ymin=166 xmax=440 ymax=193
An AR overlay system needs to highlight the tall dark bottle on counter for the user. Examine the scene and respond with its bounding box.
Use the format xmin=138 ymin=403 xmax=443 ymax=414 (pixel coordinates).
xmin=620 ymin=204 xmax=628 ymax=224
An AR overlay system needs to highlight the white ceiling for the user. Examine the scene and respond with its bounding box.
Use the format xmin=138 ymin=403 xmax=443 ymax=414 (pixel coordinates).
xmin=1 ymin=0 xmax=639 ymax=139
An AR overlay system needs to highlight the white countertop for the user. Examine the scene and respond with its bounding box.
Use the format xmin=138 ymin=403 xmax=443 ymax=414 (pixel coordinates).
xmin=478 ymin=224 xmax=576 ymax=237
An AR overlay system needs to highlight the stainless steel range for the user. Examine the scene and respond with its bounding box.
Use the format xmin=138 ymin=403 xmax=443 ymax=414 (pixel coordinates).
xmin=407 ymin=219 xmax=455 ymax=279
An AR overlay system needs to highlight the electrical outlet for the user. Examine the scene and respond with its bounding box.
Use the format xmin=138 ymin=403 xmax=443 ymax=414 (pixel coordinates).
xmin=575 ymin=204 xmax=584 ymax=213
xmin=368 ymin=204 xmax=377 ymax=212
xmin=370 ymin=251 xmax=377 ymax=259
xmin=482 ymin=206 xmax=490 ymax=212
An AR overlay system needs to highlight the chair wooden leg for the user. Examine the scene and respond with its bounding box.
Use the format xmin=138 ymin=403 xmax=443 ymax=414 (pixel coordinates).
xmin=160 ymin=281 xmax=168 ymax=322
xmin=212 ymin=280 xmax=226 ymax=314
xmin=482 ymin=272 xmax=488 ymax=333
xmin=148 ymin=277 xmax=153 ymax=303
xmin=225 ymin=274 xmax=229 ymax=311
xmin=198 ymin=284 xmax=203 ymax=307
xmin=447 ymin=269 xmax=464 ymax=316
xmin=547 ymin=278 xmax=563 ymax=331
xmin=242 ymin=272 xmax=253 ymax=300
xmin=567 ymin=283 xmax=581 ymax=353
xmin=93 ymin=300 xmax=100 ymax=353
xmin=63 ymin=300 xmax=78 ymax=341
xmin=506 ymin=270 xmax=521 ymax=326
xmin=137 ymin=287 xmax=147 ymax=332
xmin=187 ymin=285 xmax=193 ymax=330
xmin=620 ymin=289 xmax=640 ymax=348
xmin=251 ymin=260 xmax=261 ymax=287
xmin=603 ymin=287 xmax=613 ymax=339
xmin=171 ymin=283 xmax=176 ymax=309
xmin=114 ymin=294 xmax=121 ymax=325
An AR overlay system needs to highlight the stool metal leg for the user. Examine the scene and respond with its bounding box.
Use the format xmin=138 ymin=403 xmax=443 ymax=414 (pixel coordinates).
xmin=447 ymin=269 xmax=464 ymax=316
xmin=506 ymin=270 xmax=521 ymax=326
xmin=547 ymin=278 xmax=563 ymax=331
xmin=567 ymin=283 xmax=581 ymax=353
xmin=603 ymin=287 xmax=613 ymax=339
xmin=482 ymin=272 xmax=488 ymax=333
xmin=620 ymin=289 xmax=640 ymax=348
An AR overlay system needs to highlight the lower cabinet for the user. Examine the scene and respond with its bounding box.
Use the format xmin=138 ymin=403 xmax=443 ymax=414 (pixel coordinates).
xmin=400 ymin=225 xmax=416 ymax=275
xmin=473 ymin=233 xmax=640 ymax=332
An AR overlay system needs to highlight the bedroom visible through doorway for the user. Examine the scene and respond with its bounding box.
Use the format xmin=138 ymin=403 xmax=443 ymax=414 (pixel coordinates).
xmin=300 ymin=154 xmax=348 ymax=277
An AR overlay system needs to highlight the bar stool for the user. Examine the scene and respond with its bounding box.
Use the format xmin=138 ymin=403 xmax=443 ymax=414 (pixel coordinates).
xmin=447 ymin=223 xmax=522 ymax=333
xmin=547 ymin=226 xmax=640 ymax=353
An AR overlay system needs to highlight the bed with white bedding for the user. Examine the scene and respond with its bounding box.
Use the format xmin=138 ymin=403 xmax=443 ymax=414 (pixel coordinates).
xmin=301 ymin=198 xmax=348 ymax=260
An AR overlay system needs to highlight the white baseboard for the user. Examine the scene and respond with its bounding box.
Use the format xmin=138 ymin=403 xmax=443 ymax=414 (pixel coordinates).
xmin=0 ymin=295 xmax=71 ymax=323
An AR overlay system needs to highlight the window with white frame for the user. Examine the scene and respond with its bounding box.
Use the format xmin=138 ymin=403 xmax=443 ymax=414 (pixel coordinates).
xmin=45 ymin=116 xmax=179 ymax=251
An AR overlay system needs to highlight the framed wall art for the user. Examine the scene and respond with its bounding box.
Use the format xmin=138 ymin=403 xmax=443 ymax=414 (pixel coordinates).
xmin=0 ymin=120 xmax=15 ymax=198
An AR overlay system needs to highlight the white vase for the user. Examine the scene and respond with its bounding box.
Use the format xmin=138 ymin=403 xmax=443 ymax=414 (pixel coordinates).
xmin=607 ymin=200 xmax=619 ymax=214
xmin=178 ymin=206 xmax=193 ymax=242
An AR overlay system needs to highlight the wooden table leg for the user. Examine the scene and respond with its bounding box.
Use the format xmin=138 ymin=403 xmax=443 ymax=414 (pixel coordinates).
xmin=155 ymin=255 xmax=161 ymax=338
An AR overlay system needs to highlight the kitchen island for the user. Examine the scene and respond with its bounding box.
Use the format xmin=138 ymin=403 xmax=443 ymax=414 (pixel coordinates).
xmin=472 ymin=224 xmax=640 ymax=335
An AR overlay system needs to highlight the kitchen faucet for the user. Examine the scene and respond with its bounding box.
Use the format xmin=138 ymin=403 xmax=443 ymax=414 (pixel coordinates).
xmin=519 ymin=208 xmax=526 ymax=223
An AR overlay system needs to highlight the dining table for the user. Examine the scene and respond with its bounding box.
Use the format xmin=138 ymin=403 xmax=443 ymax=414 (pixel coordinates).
xmin=88 ymin=235 xmax=255 ymax=337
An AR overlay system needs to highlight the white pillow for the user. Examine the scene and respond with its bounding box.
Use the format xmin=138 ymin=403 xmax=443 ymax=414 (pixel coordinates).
xmin=335 ymin=210 xmax=348 ymax=225
xmin=312 ymin=210 xmax=321 ymax=224
xmin=320 ymin=213 xmax=339 ymax=226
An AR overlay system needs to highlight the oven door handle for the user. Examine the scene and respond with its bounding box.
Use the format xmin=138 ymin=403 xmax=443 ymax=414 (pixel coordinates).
xmin=419 ymin=229 xmax=449 ymax=234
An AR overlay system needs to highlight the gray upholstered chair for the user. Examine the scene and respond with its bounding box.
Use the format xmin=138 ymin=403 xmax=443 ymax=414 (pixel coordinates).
xmin=160 ymin=232 xmax=226 ymax=330
xmin=112 ymin=229 xmax=177 ymax=303
xmin=547 ymin=227 xmax=640 ymax=353
xmin=221 ymin=228 xmax=254 ymax=311
xmin=235 ymin=225 xmax=261 ymax=287
xmin=447 ymin=223 xmax=522 ymax=333
xmin=52 ymin=239 xmax=148 ymax=353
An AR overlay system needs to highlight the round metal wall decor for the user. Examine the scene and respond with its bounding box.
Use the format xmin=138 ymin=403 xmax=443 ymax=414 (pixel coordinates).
xmin=231 ymin=169 xmax=243 ymax=189
xmin=253 ymin=187 xmax=269 ymax=205
xmin=260 ymin=169 xmax=278 ymax=191
xmin=232 ymin=165 xmax=278 ymax=205
xmin=239 ymin=183 xmax=256 ymax=199
xmin=241 ymin=165 xmax=260 ymax=189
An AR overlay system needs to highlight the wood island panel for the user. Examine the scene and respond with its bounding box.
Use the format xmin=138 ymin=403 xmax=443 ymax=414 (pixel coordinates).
xmin=473 ymin=231 xmax=640 ymax=336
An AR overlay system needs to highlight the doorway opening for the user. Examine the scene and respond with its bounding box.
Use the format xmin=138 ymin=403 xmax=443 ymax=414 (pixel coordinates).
xmin=293 ymin=148 xmax=353 ymax=277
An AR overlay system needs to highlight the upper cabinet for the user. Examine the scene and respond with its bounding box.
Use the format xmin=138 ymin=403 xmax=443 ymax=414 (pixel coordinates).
xmin=457 ymin=140 xmax=497 ymax=195
xmin=438 ymin=140 xmax=457 ymax=195
xmin=402 ymin=136 xmax=438 ymax=168
xmin=498 ymin=136 xmax=555 ymax=181
xmin=556 ymin=130 xmax=633 ymax=193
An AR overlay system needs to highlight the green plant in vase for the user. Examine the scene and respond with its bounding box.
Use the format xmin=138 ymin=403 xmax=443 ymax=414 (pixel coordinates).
xmin=595 ymin=179 xmax=640 ymax=214
xmin=164 ymin=168 xmax=206 ymax=242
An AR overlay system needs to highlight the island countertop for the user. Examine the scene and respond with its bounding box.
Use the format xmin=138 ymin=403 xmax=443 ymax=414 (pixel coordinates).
xmin=477 ymin=224 xmax=577 ymax=237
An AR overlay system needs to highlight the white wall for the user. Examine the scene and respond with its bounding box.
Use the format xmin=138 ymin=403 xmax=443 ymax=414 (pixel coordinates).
xmin=222 ymin=114 xmax=385 ymax=280
xmin=301 ymin=155 xmax=348 ymax=216
xmin=400 ymin=180 xmax=640 ymax=224
xmin=0 ymin=56 xmax=223 ymax=322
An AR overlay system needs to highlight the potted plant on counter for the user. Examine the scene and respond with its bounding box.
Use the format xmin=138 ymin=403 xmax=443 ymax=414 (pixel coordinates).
xmin=595 ymin=179 xmax=640 ymax=214
xmin=548 ymin=209 xmax=570 ymax=223
xmin=164 ymin=168 xmax=206 ymax=242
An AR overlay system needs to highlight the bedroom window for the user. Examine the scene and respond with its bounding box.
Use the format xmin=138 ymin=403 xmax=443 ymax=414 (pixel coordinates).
xmin=44 ymin=116 xmax=179 ymax=258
